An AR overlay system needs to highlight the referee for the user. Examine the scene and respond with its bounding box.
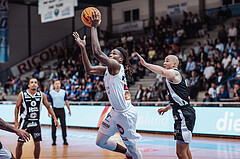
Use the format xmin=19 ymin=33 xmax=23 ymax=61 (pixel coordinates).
xmin=49 ymin=80 xmax=71 ymax=146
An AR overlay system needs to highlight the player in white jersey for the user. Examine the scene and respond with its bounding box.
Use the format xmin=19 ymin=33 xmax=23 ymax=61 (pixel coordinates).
xmin=72 ymin=10 xmax=142 ymax=159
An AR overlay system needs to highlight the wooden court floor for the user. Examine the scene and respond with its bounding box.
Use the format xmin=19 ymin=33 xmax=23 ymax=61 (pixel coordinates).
xmin=1 ymin=126 xmax=240 ymax=159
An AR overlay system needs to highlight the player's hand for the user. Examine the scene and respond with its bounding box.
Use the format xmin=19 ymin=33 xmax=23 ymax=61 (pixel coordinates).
xmin=158 ymin=108 xmax=168 ymax=115
xmin=136 ymin=53 xmax=147 ymax=66
xmin=15 ymin=121 xmax=20 ymax=128
xmin=54 ymin=120 xmax=59 ymax=128
xmin=15 ymin=129 xmax=30 ymax=142
xmin=90 ymin=10 xmax=101 ymax=28
xmin=72 ymin=32 xmax=86 ymax=48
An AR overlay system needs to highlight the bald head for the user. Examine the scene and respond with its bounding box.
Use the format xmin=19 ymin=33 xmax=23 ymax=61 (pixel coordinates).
xmin=166 ymin=55 xmax=179 ymax=68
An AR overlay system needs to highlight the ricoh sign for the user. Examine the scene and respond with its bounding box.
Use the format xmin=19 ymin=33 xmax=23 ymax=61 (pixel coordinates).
xmin=10 ymin=42 xmax=63 ymax=76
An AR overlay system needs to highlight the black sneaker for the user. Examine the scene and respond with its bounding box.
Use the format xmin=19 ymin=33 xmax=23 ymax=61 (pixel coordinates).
xmin=52 ymin=141 xmax=56 ymax=146
xmin=63 ymin=141 xmax=68 ymax=145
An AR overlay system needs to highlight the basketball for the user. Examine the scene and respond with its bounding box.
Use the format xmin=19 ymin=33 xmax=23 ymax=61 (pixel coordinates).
xmin=81 ymin=7 xmax=101 ymax=27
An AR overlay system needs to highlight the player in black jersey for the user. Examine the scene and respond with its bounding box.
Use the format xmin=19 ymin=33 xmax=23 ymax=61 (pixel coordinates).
xmin=137 ymin=54 xmax=195 ymax=159
xmin=14 ymin=78 xmax=59 ymax=159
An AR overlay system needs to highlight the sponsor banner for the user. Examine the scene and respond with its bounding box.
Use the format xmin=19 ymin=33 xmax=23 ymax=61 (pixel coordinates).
xmin=39 ymin=0 xmax=75 ymax=23
xmin=10 ymin=42 xmax=63 ymax=76
xmin=1 ymin=104 xmax=240 ymax=136
xmin=0 ymin=0 xmax=9 ymax=62
xmin=167 ymin=2 xmax=187 ymax=16
xmin=113 ymin=21 xmax=143 ymax=34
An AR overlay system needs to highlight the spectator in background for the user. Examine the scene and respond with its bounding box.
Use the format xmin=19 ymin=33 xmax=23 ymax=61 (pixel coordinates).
xmin=134 ymin=84 xmax=144 ymax=102
xmin=215 ymin=38 xmax=224 ymax=53
xmin=208 ymin=82 xmax=219 ymax=102
xmin=188 ymin=71 xmax=200 ymax=101
xmin=203 ymin=61 xmax=215 ymax=90
xmin=231 ymin=52 xmax=240 ymax=69
xmin=193 ymin=41 xmax=201 ymax=55
xmin=219 ymin=85 xmax=229 ymax=101
xmin=207 ymin=45 xmax=215 ymax=59
xmin=142 ymin=87 xmax=151 ymax=101
xmin=221 ymin=52 xmax=232 ymax=71
xmin=203 ymin=33 xmax=213 ymax=45
xmin=94 ymin=85 xmax=105 ymax=101
xmin=233 ymin=83 xmax=240 ymax=101
xmin=225 ymin=37 xmax=234 ymax=53
xmin=185 ymin=57 xmax=196 ymax=75
xmin=148 ymin=46 xmax=156 ymax=63
xmin=188 ymin=49 xmax=197 ymax=61
xmin=218 ymin=24 xmax=227 ymax=44
xmin=224 ymin=5 xmax=232 ymax=19
xmin=203 ymin=92 xmax=213 ymax=106
xmin=229 ymin=44 xmax=240 ymax=57
xmin=204 ymin=40 xmax=210 ymax=53
xmin=197 ymin=47 xmax=208 ymax=62
xmin=151 ymin=85 xmax=162 ymax=102
xmin=215 ymin=71 xmax=226 ymax=86
xmin=228 ymin=23 xmax=237 ymax=42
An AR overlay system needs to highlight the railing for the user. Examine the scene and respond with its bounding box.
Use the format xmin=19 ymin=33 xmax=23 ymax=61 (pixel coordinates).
xmin=1 ymin=101 xmax=240 ymax=107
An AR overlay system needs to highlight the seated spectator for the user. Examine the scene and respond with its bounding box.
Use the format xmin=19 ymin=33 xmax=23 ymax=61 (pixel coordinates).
xmin=204 ymin=40 xmax=210 ymax=53
xmin=203 ymin=33 xmax=213 ymax=45
xmin=151 ymin=86 xmax=162 ymax=101
xmin=233 ymin=83 xmax=240 ymax=101
xmin=207 ymin=45 xmax=215 ymax=59
xmin=229 ymin=44 xmax=240 ymax=57
xmin=225 ymin=37 xmax=234 ymax=53
xmin=197 ymin=47 xmax=208 ymax=62
xmin=203 ymin=93 xmax=213 ymax=106
xmin=215 ymin=71 xmax=226 ymax=86
xmin=134 ymin=84 xmax=144 ymax=102
xmin=221 ymin=52 xmax=231 ymax=71
xmin=94 ymin=85 xmax=105 ymax=101
xmin=219 ymin=85 xmax=230 ymax=101
xmin=188 ymin=49 xmax=197 ymax=61
xmin=203 ymin=61 xmax=215 ymax=90
xmin=185 ymin=57 xmax=196 ymax=75
xmin=142 ymin=87 xmax=151 ymax=101
xmin=80 ymin=85 xmax=89 ymax=101
xmin=148 ymin=46 xmax=156 ymax=63
xmin=154 ymin=74 xmax=163 ymax=88
xmin=208 ymin=82 xmax=219 ymax=102
xmin=215 ymin=38 xmax=224 ymax=52
xmin=231 ymin=52 xmax=240 ymax=69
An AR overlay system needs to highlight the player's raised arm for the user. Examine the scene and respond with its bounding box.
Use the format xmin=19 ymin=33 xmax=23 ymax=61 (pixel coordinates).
xmin=72 ymin=31 xmax=106 ymax=76
xmin=136 ymin=53 xmax=177 ymax=80
xmin=90 ymin=10 xmax=120 ymax=70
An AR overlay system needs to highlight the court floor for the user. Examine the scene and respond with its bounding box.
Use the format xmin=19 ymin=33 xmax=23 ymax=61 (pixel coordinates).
xmin=0 ymin=126 xmax=240 ymax=159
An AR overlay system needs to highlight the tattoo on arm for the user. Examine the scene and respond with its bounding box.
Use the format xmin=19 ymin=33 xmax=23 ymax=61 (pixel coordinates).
xmin=0 ymin=118 xmax=16 ymax=133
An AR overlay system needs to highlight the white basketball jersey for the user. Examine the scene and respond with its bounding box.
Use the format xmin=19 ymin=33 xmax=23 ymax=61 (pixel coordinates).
xmin=104 ymin=64 xmax=132 ymax=110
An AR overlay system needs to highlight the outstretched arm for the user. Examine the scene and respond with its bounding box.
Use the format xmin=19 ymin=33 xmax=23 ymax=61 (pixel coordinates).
xmin=136 ymin=53 xmax=177 ymax=80
xmin=90 ymin=10 xmax=120 ymax=70
xmin=72 ymin=32 xmax=106 ymax=76
xmin=0 ymin=118 xmax=30 ymax=141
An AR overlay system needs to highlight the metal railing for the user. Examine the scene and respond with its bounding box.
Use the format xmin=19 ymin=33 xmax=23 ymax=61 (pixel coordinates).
xmin=1 ymin=101 xmax=240 ymax=107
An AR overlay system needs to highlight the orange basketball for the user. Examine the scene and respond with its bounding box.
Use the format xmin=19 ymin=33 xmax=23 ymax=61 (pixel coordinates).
xmin=81 ymin=7 xmax=101 ymax=27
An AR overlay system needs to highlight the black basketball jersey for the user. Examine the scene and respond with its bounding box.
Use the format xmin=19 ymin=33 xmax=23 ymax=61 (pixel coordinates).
xmin=166 ymin=69 xmax=190 ymax=108
xmin=20 ymin=90 xmax=43 ymax=125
